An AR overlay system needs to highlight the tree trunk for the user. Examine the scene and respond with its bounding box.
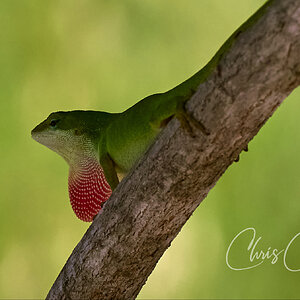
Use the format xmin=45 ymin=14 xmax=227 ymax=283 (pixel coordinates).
xmin=47 ymin=0 xmax=300 ymax=299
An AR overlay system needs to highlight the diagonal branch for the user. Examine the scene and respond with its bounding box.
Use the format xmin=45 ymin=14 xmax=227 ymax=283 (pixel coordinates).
xmin=47 ymin=1 xmax=300 ymax=299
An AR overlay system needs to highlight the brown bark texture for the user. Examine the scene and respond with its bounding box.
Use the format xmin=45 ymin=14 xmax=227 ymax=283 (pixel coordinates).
xmin=47 ymin=0 xmax=300 ymax=299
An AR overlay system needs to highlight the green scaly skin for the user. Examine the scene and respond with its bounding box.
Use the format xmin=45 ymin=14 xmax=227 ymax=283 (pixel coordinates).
xmin=31 ymin=0 xmax=273 ymax=221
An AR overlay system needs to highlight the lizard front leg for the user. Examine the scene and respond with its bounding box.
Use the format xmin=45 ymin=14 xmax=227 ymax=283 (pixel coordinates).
xmin=100 ymin=152 xmax=120 ymax=191
xmin=98 ymin=137 xmax=120 ymax=191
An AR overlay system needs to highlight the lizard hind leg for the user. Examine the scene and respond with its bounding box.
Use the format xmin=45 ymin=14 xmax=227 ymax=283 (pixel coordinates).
xmin=159 ymin=116 xmax=173 ymax=128
xmin=150 ymin=95 xmax=209 ymax=137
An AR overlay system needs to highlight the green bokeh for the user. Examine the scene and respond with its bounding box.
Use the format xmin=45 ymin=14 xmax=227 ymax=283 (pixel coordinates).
xmin=0 ymin=0 xmax=299 ymax=298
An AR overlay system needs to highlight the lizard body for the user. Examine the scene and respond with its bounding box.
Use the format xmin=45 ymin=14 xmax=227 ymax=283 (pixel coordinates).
xmin=31 ymin=0 xmax=271 ymax=221
xmin=31 ymin=90 xmax=205 ymax=221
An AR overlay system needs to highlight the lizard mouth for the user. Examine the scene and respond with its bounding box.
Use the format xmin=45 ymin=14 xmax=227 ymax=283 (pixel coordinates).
xmin=68 ymin=157 xmax=112 ymax=222
xmin=31 ymin=131 xmax=54 ymax=143
xmin=31 ymin=130 xmax=65 ymax=156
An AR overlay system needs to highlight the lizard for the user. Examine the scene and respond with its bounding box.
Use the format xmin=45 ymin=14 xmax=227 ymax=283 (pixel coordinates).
xmin=31 ymin=82 xmax=209 ymax=222
xmin=31 ymin=0 xmax=270 ymax=221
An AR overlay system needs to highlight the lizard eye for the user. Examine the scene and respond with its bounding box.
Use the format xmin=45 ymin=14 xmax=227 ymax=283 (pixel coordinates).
xmin=50 ymin=119 xmax=59 ymax=128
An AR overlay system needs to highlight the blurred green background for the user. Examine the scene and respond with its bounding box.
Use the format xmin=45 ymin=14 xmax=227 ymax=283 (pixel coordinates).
xmin=0 ymin=0 xmax=299 ymax=298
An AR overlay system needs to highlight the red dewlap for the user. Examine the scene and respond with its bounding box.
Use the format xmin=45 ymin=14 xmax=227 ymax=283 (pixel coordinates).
xmin=68 ymin=158 xmax=112 ymax=222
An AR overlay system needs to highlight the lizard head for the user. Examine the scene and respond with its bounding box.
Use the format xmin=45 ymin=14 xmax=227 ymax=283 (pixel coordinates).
xmin=31 ymin=111 xmax=112 ymax=222
xmin=31 ymin=111 xmax=97 ymax=164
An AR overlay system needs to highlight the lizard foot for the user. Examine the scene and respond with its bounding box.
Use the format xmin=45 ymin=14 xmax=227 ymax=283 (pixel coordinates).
xmin=176 ymin=106 xmax=210 ymax=138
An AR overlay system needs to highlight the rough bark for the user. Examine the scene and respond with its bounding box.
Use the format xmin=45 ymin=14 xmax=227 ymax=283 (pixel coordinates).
xmin=47 ymin=0 xmax=300 ymax=299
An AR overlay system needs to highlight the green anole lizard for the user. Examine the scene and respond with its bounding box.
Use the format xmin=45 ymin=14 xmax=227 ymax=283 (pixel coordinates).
xmin=31 ymin=76 xmax=209 ymax=222
xmin=31 ymin=0 xmax=269 ymax=222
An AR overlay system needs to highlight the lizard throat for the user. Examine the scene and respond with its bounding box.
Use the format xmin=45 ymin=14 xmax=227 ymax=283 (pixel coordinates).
xmin=68 ymin=157 xmax=112 ymax=222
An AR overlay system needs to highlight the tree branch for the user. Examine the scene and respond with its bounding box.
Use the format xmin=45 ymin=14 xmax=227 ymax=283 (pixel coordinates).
xmin=47 ymin=0 xmax=300 ymax=299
